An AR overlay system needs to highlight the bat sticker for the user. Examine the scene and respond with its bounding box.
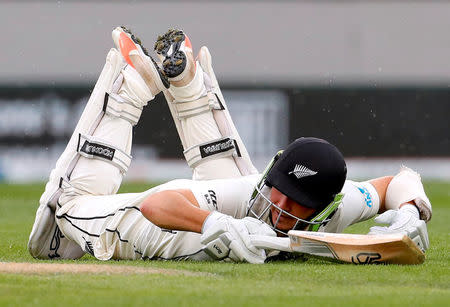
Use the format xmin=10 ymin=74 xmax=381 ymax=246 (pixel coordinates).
xmin=351 ymin=252 xmax=382 ymax=264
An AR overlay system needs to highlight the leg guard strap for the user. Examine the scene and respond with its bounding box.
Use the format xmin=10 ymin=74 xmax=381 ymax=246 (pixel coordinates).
xmin=104 ymin=92 xmax=143 ymax=126
xmin=172 ymin=95 xmax=211 ymax=119
xmin=172 ymin=92 xmax=223 ymax=119
xmin=77 ymin=133 xmax=132 ymax=173
xmin=184 ymin=137 xmax=240 ymax=168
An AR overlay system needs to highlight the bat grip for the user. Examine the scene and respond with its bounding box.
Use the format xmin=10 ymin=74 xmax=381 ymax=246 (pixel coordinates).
xmin=250 ymin=235 xmax=291 ymax=252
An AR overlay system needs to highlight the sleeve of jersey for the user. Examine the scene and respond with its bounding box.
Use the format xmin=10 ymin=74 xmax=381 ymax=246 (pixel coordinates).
xmin=189 ymin=175 xmax=259 ymax=219
xmin=321 ymin=180 xmax=380 ymax=233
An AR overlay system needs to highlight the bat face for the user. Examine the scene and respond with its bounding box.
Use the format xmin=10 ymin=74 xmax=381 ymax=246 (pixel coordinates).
xmin=288 ymin=231 xmax=425 ymax=265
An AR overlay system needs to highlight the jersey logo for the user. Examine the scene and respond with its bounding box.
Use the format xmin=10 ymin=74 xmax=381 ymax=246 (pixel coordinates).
xmin=357 ymin=186 xmax=373 ymax=208
xmin=204 ymin=190 xmax=217 ymax=209
xmin=288 ymin=164 xmax=317 ymax=179
xmin=83 ymin=238 xmax=95 ymax=256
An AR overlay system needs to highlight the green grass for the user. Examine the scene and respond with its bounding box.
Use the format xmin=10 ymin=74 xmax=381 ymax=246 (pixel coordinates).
xmin=0 ymin=181 xmax=449 ymax=306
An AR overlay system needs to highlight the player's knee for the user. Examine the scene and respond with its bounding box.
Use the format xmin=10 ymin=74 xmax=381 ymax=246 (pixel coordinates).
xmin=59 ymin=162 xmax=122 ymax=206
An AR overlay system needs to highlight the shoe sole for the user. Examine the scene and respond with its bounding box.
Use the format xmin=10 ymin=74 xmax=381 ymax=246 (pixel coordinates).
xmin=154 ymin=29 xmax=187 ymax=79
xmin=119 ymin=26 xmax=170 ymax=89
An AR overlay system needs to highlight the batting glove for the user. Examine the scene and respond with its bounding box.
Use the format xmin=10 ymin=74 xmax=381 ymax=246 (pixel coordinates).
xmin=201 ymin=212 xmax=276 ymax=263
xmin=368 ymin=204 xmax=430 ymax=252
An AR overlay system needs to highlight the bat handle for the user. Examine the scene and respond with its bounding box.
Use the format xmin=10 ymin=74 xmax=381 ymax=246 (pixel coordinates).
xmin=250 ymin=235 xmax=291 ymax=252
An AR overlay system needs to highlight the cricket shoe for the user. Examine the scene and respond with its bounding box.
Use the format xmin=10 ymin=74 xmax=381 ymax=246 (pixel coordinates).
xmin=112 ymin=26 xmax=169 ymax=93
xmin=29 ymin=200 xmax=85 ymax=259
xmin=154 ymin=28 xmax=194 ymax=83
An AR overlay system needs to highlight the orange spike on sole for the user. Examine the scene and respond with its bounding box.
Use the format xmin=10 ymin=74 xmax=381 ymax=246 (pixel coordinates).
xmin=184 ymin=34 xmax=193 ymax=51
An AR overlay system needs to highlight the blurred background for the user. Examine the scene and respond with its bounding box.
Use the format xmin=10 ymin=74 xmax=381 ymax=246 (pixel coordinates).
xmin=0 ymin=0 xmax=449 ymax=183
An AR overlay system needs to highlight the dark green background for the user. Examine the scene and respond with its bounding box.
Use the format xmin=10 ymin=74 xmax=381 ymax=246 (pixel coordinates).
xmin=1 ymin=86 xmax=448 ymax=157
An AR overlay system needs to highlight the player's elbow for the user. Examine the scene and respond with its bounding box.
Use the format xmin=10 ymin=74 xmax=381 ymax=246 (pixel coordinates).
xmin=140 ymin=191 xmax=175 ymax=227
xmin=140 ymin=194 xmax=161 ymax=222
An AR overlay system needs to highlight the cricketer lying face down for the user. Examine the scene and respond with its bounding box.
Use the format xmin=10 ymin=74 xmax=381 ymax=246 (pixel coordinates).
xmin=28 ymin=27 xmax=431 ymax=263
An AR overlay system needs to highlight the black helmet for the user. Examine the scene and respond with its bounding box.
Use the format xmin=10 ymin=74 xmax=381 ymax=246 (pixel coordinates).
xmin=247 ymin=137 xmax=347 ymax=235
xmin=266 ymin=137 xmax=346 ymax=211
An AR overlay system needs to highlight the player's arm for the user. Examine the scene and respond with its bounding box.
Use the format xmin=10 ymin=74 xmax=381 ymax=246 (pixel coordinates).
xmin=328 ymin=167 xmax=431 ymax=251
xmin=369 ymin=175 xmax=423 ymax=213
xmin=140 ymin=188 xmax=276 ymax=263
xmin=367 ymin=167 xmax=431 ymax=251
xmin=367 ymin=176 xmax=392 ymax=213
xmin=140 ymin=175 xmax=253 ymax=232
xmin=371 ymin=167 xmax=432 ymax=221
xmin=328 ymin=167 xmax=431 ymax=228
xmin=140 ymin=189 xmax=208 ymax=233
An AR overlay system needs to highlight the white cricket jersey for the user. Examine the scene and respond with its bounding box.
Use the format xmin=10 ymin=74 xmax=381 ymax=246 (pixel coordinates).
xmin=128 ymin=175 xmax=261 ymax=261
xmin=56 ymin=175 xmax=380 ymax=261
xmin=321 ymin=180 xmax=380 ymax=233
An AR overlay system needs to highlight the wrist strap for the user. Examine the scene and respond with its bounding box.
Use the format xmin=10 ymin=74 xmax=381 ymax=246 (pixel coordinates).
xmin=400 ymin=204 xmax=420 ymax=218
xmin=201 ymin=211 xmax=225 ymax=234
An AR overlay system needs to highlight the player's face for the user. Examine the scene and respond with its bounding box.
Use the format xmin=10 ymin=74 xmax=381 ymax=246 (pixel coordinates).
xmin=269 ymin=187 xmax=316 ymax=233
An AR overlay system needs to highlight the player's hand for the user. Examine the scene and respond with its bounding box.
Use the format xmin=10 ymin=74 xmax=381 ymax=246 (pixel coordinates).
xmin=200 ymin=212 xmax=276 ymax=263
xmin=368 ymin=204 xmax=429 ymax=252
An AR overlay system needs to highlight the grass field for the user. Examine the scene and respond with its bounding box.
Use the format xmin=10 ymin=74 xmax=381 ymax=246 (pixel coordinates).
xmin=0 ymin=181 xmax=448 ymax=306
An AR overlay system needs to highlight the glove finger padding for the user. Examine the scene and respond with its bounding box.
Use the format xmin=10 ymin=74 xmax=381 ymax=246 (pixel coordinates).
xmin=408 ymin=219 xmax=429 ymax=251
xmin=200 ymin=213 xmax=269 ymax=263
xmin=200 ymin=221 xmax=229 ymax=245
xmin=368 ymin=226 xmax=398 ymax=235
xmin=228 ymin=240 xmax=266 ymax=264
xmin=368 ymin=205 xmax=430 ymax=252
xmin=229 ymin=220 xmax=266 ymax=258
xmin=373 ymin=210 xmax=398 ymax=224
xmin=242 ymin=217 xmax=277 ymax=237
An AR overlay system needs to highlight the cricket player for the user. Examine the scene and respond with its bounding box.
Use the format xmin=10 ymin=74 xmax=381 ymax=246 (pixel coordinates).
xmin=28 ymin=28 xmax=432 ymax=263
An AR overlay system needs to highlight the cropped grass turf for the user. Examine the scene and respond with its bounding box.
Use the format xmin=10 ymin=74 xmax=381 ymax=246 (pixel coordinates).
xmin=0 ymin=181 xmax=449 ymax=306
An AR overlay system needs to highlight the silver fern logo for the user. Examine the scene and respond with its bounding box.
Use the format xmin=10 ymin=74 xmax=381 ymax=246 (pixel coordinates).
xmin=288 ymin=164 xmax=317 ymax=179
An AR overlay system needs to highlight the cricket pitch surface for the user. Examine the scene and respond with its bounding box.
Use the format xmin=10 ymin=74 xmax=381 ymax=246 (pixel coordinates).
xmin=0 ymin=262 xmax=208 ymax=276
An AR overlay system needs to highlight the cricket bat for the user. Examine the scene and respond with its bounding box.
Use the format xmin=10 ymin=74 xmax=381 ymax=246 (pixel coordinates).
xmin=250 ymin=230 xmax=425 ymax=265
